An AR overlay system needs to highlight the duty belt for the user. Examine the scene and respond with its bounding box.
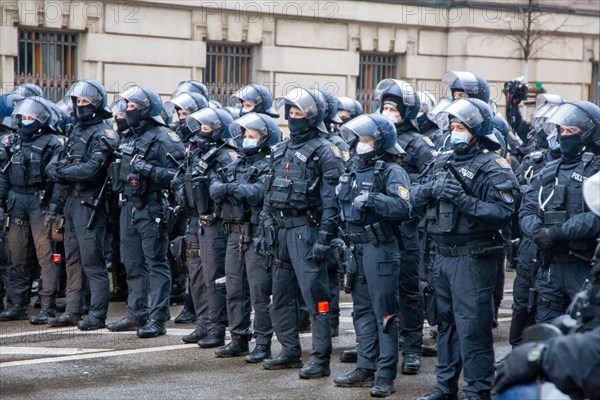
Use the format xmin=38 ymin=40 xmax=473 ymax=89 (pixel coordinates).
xmin=67 ymin=188 xmax=97 ymax=198
xmin=224 ymin=222 xmax=251 ymax=235
xmin=550 ymin=251 xmax=592 ymax=263
xmin=123 ymin=191 xmax=163 ymax=209
xmin=273 ymin=214 xmax=311 ymax=229
xmin=272 ymin=257 xmax=293 ymax=270
xmin=433 ymin=241 xmax=498 ymax=257
xmin=342 ymin=222 xmax=395 ymax=245
xmin=11 ymin=186 xmax=43 ymax=195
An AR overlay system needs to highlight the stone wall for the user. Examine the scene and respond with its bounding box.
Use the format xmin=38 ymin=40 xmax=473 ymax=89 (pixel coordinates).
xmin=0 ymin=0 xmax=598 ymax=116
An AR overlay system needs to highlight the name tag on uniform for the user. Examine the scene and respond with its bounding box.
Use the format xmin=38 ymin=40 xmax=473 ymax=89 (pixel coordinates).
xmin=571 ymin=172 xmax=586 ymax=183
xmin=459 ymin=167 xmax=475 ymax=180
xmin=294 ymin=151 xmax=308 ymax=162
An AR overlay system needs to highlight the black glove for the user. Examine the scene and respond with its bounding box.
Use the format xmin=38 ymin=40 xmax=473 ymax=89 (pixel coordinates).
xmin=494 ymin=342 xmax=545 ymax=394
xmin=352 ymin=193 xmax=369 ymax=211
xmin=440 ymin=178 xmax=463 ymax=201
xmin=533 ymin=227 xmax=560 ymax=250
xmin=229 ymin=183 xmax=246 ymax=201
xmin=0 ymin=207 xmax=5 ymax=228
xmin=131 ymin=159 xmax=153 ymax=177
xmin=428 ymin=179 xmax=446 ymax=200
xmin=311 ymin=231 xmax=332 ymax=261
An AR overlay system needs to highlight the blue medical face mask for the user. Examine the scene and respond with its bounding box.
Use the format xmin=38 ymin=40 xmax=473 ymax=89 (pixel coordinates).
xmin=242 ymin=138 xmax=258 ymax=148
xmin=547 ymin=133 xmax=560 ymax=151
xmin=450 ymin=130 xmax=469 ymax=145
xmin=21 ymin=119 xmax=34 ymax=126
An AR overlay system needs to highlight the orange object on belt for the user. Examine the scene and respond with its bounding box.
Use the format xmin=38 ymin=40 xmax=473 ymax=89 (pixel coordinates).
xmin=318 ymin=301 xmax=329 ymax=313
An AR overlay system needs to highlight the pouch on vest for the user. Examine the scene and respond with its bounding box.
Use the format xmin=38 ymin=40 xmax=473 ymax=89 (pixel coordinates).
xmin=269 ymin=177 xmax=292 ymax=207
xmin=183 ymin=172 xmax=196 ymax=209
xmin=127 ymin=173 xmax=147 ymax=197
xmin=437 ymin=200 xmax=456 ymax=233
xmin=119 ymin=146 xmax=135 ymax=182
xmin=194 ymin=175 xmax=210 ymax=215
xmin=108 ymin=160 xmax=124 ymax=192
xmin=290 ymin=180 xmax=309 ymax=208
xmin=9 ymin=154 xmax=27 ymax=186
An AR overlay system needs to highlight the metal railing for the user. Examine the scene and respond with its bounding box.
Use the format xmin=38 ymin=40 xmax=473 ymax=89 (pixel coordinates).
xmin=204 ymin=82 xmax=245 ymax=107
xmin=14 ymin=29 xmax=78 ymax=102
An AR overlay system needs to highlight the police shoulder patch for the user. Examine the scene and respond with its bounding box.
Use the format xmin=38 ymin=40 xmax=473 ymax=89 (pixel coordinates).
xmin=342 ymin=151 xmax=350 ymax=162
xmin=422 ymin=136 xmax=435 ymax=148
xmin=397 ymin=186 xmax=410 ymax=201
xmin=1 ymin=134 xmax=11 ymax=146
xmin=104 ymin=129 xmax=116 ymax=139
xmin=57 ymin=137 xmax=65 ymax=145
xmin=167 ymin=131 xmax=181 ymax=142
xmin=330 ymin=145 xmax=342 ymax=159
xmin=499 ymin=190 xmax=514 ymax=203
xmin=495 ymin=157 xmax=511 ymax=169
xmin=228 ymin=151 xmax=238 ymax=160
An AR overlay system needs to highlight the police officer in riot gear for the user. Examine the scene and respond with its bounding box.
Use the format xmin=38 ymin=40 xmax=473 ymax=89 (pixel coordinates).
xmin=336 ymin=96 xmax=363 ymax=125
xmin=413 ymin=98 xmax=518 ymax=400
xmin=230 ymin=83 xmax=280 ymax=119
xmin=509 ymin=105 xmax=563 ymax=346
xmin=0 ymin=97 xmax=64 ymax=323
xmin=172 ymin=80 xmax=211 ymax=100
xmin=520 ymin=101 xmax=600 ymax=324
xmin=376 ymin=79 xmax=435 ymax=375
xmin=45 ymin=80 xmax=115 ymax=330
xmin=443 ymin=71 xmax=490 ymax=103
xmin=417 ymin=91 xmax=443 ymax=147
xmin=164 ymin=90 xmax=210 ymax=316
xmin=165 ymin=92 xmax=210 ymax=143
xmin=260 ymin=87 xmax=344 ymax=379
xmin=210 ymin=112 xmax=280 ymax=361
xmin=318 ymin=89 xmax=351 ymax=163
xmin=174 ymin=107 xmax=237 ymax=347
xmin=13 ymin=83 xmax=44 ymax=98
xmin=0 ymin=91 xmax=24 ymax=313
xmin=105 ymin=86 xmax=185 ymax=338
xmin=333 ymin=114 xmax=411 ymax=397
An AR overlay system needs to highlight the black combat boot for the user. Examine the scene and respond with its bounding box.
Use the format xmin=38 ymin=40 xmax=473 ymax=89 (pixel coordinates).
xmin=78 ymin=316 xmax=106 ymax=330
xmin=464 ymin=391 xmax=491 ymax=400
xmin=48 ymin=312 xmax=81 ymax=327
xmin=263 ymin=353 xmax=303 ymax=370
xmin=107 ymin=317 xmax=146 ymax=332
xmin=215 ymin=334 xmax=250 ymax=357
xmin=421 ymin=342 xmax=437 ymax=357
xmin=174 ymin=306 xmax=197 ymax=324
xmin=198 ymin=331 xmax=225 ymax=348
xmin=402 ymin=351 xmax=421 ymax=375
xmin=370 ymin=377 xmax=395 ymax=398
xmin=333 ymin=368 xmax=375 ymax=387
xmin=245 ymin=344 xmax=271 ymax=363
xmin=30 ymin=309 xmax=56 ymax=325
xmin=137 ymin=319 xmax=166 ymax=338
xmin=417 ymin=388 xmax=459 ymax=400
xmin=340 ymin=346 xmax=358 ymax=363
xmin=0 ymin=306 xmax=28 ymax=321
xmin=182 ymin=327 xmax=207 ymax=343
xmin=299 ymin=362 xmax=330 ymax=379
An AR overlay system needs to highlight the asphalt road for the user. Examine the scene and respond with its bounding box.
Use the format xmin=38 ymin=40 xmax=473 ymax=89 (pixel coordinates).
xmin=0 ymin=271 xmax=516 ymax=400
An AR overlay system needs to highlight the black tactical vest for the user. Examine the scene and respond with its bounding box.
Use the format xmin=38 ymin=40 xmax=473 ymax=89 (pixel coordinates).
xmin=265 ymin=137 xmax=328 ymax=211
xmin=338 ymin=161 xmax=387 ymax=225
xmin=8 ymin=134 xmax=53 ymax=187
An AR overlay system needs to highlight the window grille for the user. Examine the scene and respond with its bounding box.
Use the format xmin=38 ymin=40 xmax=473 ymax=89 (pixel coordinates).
xmin=204 ymin=44 xmax=253 ymax=106
xmin=14 ymin=29 xmax=78 ymax=102
xmin=356 ymin=53 xmax=397 ymax=113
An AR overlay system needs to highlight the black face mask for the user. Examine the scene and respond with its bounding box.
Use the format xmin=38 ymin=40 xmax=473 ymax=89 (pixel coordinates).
xmin=75 ymin=104 xmax=97 ymax=122
xmin=339 ymin=117 xmax=351 ymax=125
xmin=176 ymin=121 xmax=194 ymax=143
xmin=115 ymin=118 xmax=129 ymax=134
xmin=288 ymin=118 xmax=312 ymax=142
xmin=18 ymin=120 xmax=41 ymax=140
xmin=559 ymin=134 xmax=583 ymax=161
xmin=126 ymin=108 xmax=143 ymax=128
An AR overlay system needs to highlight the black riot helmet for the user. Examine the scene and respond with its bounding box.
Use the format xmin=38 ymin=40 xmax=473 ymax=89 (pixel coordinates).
xmin=171 ymin=80 xmax=211 ymax=100
xmin=186 ymin=107 xmax=234 ymax=143
xmin=230 ymin=83 xmax=279 ymax=118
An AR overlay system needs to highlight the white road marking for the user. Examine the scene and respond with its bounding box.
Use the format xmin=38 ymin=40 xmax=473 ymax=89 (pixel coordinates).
xmin=0 ymin=344 xmax=197 ymax=368
xmin=1 ymin=346 xmax=112 ymax=355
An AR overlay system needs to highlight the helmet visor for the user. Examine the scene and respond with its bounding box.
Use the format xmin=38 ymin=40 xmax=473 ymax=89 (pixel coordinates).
xmin=186 ymin=108 xmax=222 ymax=133
xmin=12 ymin=98 xmax=50 ymax=124
xmin=165 ymin=93 xmax=203 ymax=115
xmin=374 ymin=79 xmax=418 ymax=107
xmin=275 ymin=87 xmax=319 ymax=119
xmin=442 ymin=71 xmax=479 ymax=97
xmin=64 ymin=81 xmax=103 ymax=107
xmin=427 ymin=97 xmax=452 ymax=125
xmin=230 ymin=85 xmax=263 ymax=109
xmin=229 ymin=112 xmax=268 ymax=138
xmin=117 ymin=86 xmax=152 ymax=110
xmin=543 ymin=103 xmax=596 ymax=137
xmin=436 ymin=99 xmax=484 ymax=131
xmin=110 ymin=98 xmax=128 ymax=119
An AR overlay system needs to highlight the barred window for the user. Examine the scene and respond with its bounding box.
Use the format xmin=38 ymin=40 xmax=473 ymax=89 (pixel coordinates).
xmin=204 ymin=43 xmax=253 ymax=106
xmin=14 ymin=30 xmax=78 ymax=102
xmin=356 ymin=53 xmax=397 ymax=113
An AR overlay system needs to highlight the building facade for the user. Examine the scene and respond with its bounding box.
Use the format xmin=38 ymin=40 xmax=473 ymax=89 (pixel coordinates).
xmin=0 ymin=0 xmax=598 ymax=116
